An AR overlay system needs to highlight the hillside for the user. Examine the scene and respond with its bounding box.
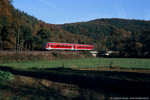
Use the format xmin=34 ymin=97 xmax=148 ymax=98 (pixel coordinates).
xmin=0 ymin=0 xmax=92 ymax=50
xmin=0 ymin=0 xmax=150 ymax=57
xmin=60 ymin=18 xmax=150 ymax=57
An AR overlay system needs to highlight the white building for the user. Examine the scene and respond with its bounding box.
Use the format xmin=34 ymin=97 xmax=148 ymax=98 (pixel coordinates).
xmin=90 ymin=51 xmax=98 ymax=57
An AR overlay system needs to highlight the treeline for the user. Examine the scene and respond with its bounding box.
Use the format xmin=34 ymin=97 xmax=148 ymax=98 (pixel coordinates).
xmin=61 ymin=19 xmax=150 ymax=57
xmin=0 ymin=0 xmax=92 ymax=51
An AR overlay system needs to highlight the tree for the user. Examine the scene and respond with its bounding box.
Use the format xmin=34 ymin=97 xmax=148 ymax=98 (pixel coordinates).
xmin=37 ymin=29 xmax=51 ymax=40
xmin=33 ymin=29 xmax=51 ymax=49
xmin=1 ymin=25 xmax=16 ymax=50
xmin=21 ymin=25 xmax=33 ymax=50
xmin=139 ymin=30 xmax=150 ymax=57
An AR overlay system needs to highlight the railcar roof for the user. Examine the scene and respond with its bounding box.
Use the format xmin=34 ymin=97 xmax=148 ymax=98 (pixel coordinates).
xmin=47 ymin=42 xmax=95 ymax=46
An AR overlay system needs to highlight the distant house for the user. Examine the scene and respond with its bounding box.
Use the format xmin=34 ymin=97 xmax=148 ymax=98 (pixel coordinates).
xmin=103 ymin=51 xmax=113 ymax=56
xmin=102 ymin=51 xmax=117 ymax=56
xmin=90 ymin=51 xmax=98 ymax=57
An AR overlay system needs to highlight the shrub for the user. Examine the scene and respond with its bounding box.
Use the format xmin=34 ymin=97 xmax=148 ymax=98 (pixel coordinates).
xmin=0 ymin=70 xmax=14 ymax=81
xmin=52 ymin=52 xmax=59 ymax=58
xmin=83 ymin=51 xmax=92 ymax=57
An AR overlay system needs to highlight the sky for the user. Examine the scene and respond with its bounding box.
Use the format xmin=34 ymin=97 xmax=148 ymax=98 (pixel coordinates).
xmin=13 ymin=0 xmax=150 ymax=24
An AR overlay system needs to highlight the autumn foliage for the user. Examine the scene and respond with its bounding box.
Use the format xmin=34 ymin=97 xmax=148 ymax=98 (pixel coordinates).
xmin=0 ymin=0 xmax=150 ymax=57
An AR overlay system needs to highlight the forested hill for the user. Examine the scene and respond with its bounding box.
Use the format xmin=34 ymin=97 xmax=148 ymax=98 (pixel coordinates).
xmin=61 ymin=18 xmax=150 ymax=42
xmin=0 ymin=0 xmax=92 ymax=50
xmin=0 ymin=0 xmax=150 ymax=57
xmin=60 ymin=19 xmax=150 ymax=57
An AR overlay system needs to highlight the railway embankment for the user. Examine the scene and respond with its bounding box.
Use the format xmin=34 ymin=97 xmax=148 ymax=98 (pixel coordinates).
xmin=0 ymin=51 xmax=90 ymax=62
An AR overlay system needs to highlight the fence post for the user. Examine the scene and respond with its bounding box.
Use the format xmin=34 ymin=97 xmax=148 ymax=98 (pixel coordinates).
xmin=110 ymin=62 xmax=113 ymax=68
xmin=20 ymin=63 xmax=22 ymax=69
xmin=99 ymin=64 xmax=101 ymax=68
xmin=135 ymin=62 xmax=137 ymax=68
xmin=42 ymin=64 xmax=45 ymax=68
xmin=80 ymin=62 xmax=82 ymax=68
xmin=62 ymin=59 xmax=64 ymax=68
xmin=62 ymin=63 xmax=64 ymax=68
xmin=52 ymin=64 xmax=53 ymax=68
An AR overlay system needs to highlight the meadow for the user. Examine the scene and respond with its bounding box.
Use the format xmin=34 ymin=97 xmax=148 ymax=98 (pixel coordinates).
xmin=0 ymin=58 xmax=150 ymax=69
xmin=0 ymin=57 xmax=150 ymax=100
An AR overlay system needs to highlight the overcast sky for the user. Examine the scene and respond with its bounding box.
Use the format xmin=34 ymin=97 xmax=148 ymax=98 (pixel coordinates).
xmin=13 ymin=0 xmax=150 ymax=24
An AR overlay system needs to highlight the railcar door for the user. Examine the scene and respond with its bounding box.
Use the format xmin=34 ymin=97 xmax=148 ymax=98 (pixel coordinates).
xmin=74 ymin=45 xmax=76 ymax=50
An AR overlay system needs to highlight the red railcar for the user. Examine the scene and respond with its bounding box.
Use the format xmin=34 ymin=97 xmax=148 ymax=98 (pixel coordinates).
xmin=42 ymin=42 xmax=95 ymax=51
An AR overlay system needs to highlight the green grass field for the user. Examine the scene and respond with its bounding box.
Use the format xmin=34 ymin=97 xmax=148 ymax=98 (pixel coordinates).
xmin=0 ymin=58 xmax=150 ymax=69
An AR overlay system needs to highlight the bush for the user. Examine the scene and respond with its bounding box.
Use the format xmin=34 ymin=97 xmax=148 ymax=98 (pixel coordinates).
xmin=10 ymin=96 xmax=22 ymax=100
xmin=97 ymin=51 xmax=107 ymax=57
xmin=0 ymin=70 xmax=14 ymax=81
xmin=52 ymin=52 xmax=59 ymax=58
xmin=83 ymin=51 xmax=92 ymax=57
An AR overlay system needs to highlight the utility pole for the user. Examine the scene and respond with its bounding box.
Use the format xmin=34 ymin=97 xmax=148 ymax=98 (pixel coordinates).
xmin=0 ymin=41 xmax=2 ymax=51
xmin=16 ymin=29 xmax=20 ymax=54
